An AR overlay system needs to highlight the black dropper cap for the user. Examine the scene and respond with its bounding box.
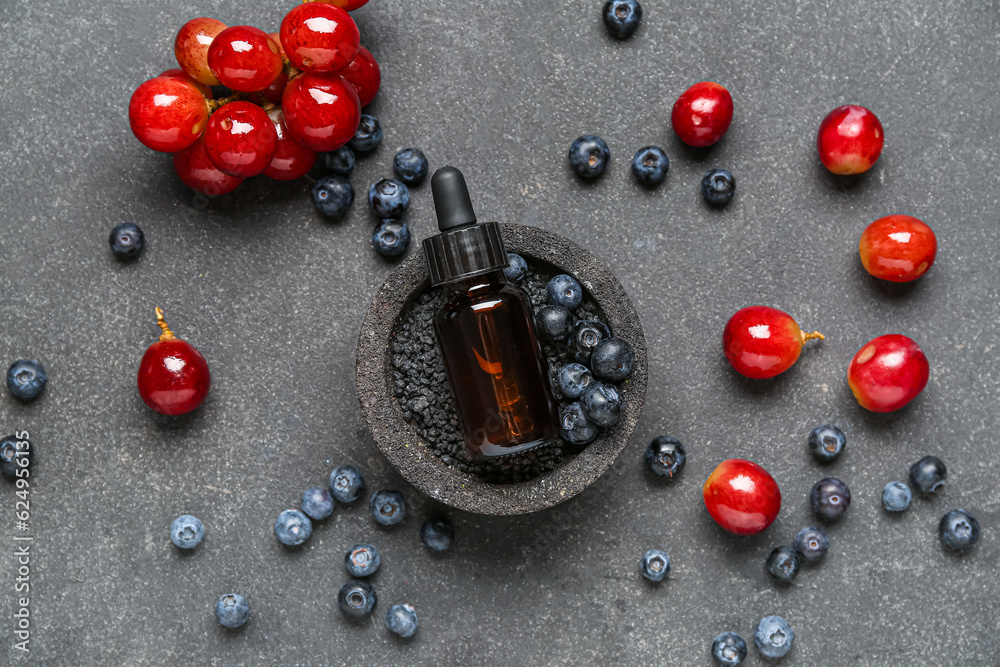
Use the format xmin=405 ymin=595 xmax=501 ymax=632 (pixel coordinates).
xmin=432 ymin=167 xmax=478 ymax=231
xmin=423 ymin=166 xmax=507 ymax=286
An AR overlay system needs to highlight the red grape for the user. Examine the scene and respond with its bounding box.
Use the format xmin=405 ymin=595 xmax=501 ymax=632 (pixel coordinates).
xmin=261 ymin=70 xmax=289 ymax=105
xmin=280 ymin=3 xmax=360 ymax=73
xmin=339 ymin=46 xmax=380 ymax=107
xmin=207 ymin=25 xmax=283 ymax=92
xmin=817 ymin=105 xmax=884 ymax=175
xmin=859 ymin=214 xmax=937 ymax=282
xmin=671 ymin=81 xmax=733 ymax=147
xmin=263 ymin=108 xmax=318 ymax=180
xmin=267 ymin=31 xmax=288 ymax=59
xmin=128 ymin=75 xmax=210 ymax=153
xmin=723 ymin=305 xmax=824 ymax=379
xmin=173 ymin=135 xmax=244 ymax=196
xmin=137 ymin=308 xmax=211 ymax=416
xmin=203 ymin=101 xmax=278 ymax=178
xmin=703 ymin=459 xmax=781 ymax=536
xmin=848 ymin=334 xmax=929 ymax=412
xmin=281 ymin=71 xmax=361 ymax=152
xmin=174 ymin=17 xmax=227 ymax=86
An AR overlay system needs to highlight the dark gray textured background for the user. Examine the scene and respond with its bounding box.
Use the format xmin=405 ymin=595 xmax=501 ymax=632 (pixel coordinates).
xmin=1 ymin=0 xmax=999 ymax=664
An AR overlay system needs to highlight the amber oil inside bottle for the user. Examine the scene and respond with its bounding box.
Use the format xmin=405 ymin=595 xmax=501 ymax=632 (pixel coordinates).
xmin=434 ymin=269 xmax=561 ymax=458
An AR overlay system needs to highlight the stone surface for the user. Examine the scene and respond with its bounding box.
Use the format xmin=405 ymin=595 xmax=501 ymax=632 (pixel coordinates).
xmin=357 ymin=224 xmax=648 ymax=513
xmin=1 ymin=0 xmax=999 ymax=664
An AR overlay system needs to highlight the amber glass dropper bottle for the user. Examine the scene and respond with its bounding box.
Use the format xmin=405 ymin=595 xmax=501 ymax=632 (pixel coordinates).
xmin=423 ymin=166 xmax=561 ymax=458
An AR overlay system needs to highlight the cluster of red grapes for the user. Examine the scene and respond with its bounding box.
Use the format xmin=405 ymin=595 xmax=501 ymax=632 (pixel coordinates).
xmin=127 ymin=0 xmax=379 ymax=197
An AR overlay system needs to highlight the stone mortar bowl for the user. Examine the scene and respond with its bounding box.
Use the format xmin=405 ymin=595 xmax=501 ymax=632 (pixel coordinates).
xmin=356 ymin=223 xmax=647 ymax=515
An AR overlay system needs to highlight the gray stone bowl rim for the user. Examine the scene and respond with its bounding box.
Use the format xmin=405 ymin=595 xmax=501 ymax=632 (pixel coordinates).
xmin=355 ymin=223 xmax=647 ymax=515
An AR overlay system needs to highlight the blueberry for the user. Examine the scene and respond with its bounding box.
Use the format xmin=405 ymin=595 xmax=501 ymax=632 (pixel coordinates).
xmin=323 ymin=146 xmax=355 ymax=177
xmin=313 ymin=175 xmax=354 ymax=218
xmin=503 ymin=252 xmax=528 ymax=282
xmin=536 ymin=306 xmax=575 ymax=342
xmin=215 ymin=593 xmax=249 ymax=628
xmin=6 ymin=360 xmax=46 ymax=401
xmin=385 ymin=603 xmax=419 ymax=638
xmin=640 ymin=548 xmax=670 ymax=582
xmin=711 ymin=631 xmax=747 ymax=666
xmin=938 ymin=509 xmax=980 ymax=551
xmin=345 ymin=543 xmax=381 ymax=577
xmin=420 ymin=517 xmax=454 ymax=551
xmin=701 ymin=168 xmax=736 ymax=206
xmin=644 ymin=436 xmax=685 ymax=479
xmin=808 ymin=424 xmax=846 ymax=463
xmin=301 ymin=486 xmax=335 ymax=521
xmin=370 ymin=489 xmax=406 ymax=526
xmin=792 ymin=526 xmax=829 ymax=563
xmin=329 ymin=465 xmax=365 ymax=503
xmin=0 ymin=435 xmax=32 ymax=478
xmin=882 ymin=481 xmax=913 ymax=512
xmin=368 ymin=178 xmax=410 ymax=218
xmin=810 ymin=477 xmax=851 ymax=520
xmin=557 ymin=363 xmax=594 ymax=399
xmin=338 ymin=580 xmax=377 ymax=620
xmin=546 ymin=274 xmax=583 ymax=310
xmin=108 ymin=222 xmax=145 ymax=260
xmin=568 ymin=135 xmax=610 ymax=180
xmin=568 ymin=319 xmax=611 ymax=364
xmin=560 ymin=402 xmax=599 ymax=445
xmin=590 ymin=337 xmax=634 ymax=381
xmin=909 ymin=455 xmax=947 ymax=495
xmin=274 ymin=509 xmax=313 ymax=546
xmin=392 ymin=148 xmax=428 ymax=186
xmin=372 ymin=219 xmax=411 ymax=258
xmin=348 ymin=114 xmax=382 ymax=153
xmin=765 ymin=546 xmax=800 ymax=583
xmin=170 ymin=515 xmax=204 ymax=549
xmin=603 ymin=0 xmax=642 ymax=39
xmin=580 ymin=382 xmax=622 ymax=427
xmin=754 ymin=615 xmax=794 ymax=659
xmin=630 ymin=146 xmax=668 ymax=185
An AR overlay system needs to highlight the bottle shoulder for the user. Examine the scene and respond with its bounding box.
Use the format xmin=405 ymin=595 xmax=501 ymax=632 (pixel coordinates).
xmin=435 ymin=281 xmax=533 ymax=319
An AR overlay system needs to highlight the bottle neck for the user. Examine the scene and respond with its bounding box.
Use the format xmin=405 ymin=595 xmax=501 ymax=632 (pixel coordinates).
xmin=442 ymin=269 xmax=507 ymax=298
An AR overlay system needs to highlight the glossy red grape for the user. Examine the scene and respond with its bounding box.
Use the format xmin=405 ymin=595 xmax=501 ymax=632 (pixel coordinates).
xmin=263 ymin=109 xmax=318 ymax=180
xmin=128 ymin=75 xmax=210 ymax=153
xmin=158 ymin=68 xmax=213 ymax=99
xmin=207 ymin=25 xmax=283 ymax=92
xmin=817 ymin=104 xmax=884 ymax=175
xmin=137 ymin=308 xmax=210 ymax=416
xmin=174 ymin=17 xmax=227 ymax=86
xmin=267 ymin=31 xmax=287 ymax=59
xmin=859 ymin=214 xmax=937 ymax=282
xmin=203 ymin=101 xmax=278 ymax=178
xmin=260 ymin=70 xmax=289 ymax=105
xmin=280 ymin=3 xmax=360 ymax=73
xmin=703 ymin=459 xmax=781 ymax=536
xmin=173 ymin=135 xmax=244 ymax=197
xmin=723 ymin=306 xmax=824 ymax=379
xmin=848 ymin=334 xmax=929 ymax=412
xmin=671 ymin=81 xmax=733 ymax=147
xmin=339 ymin=46 xmax=380 ymax=107
xmin=281 ymin=71 xmax=361 ymax=152
xmin=312 ymin=0 xmax=370 ymax=11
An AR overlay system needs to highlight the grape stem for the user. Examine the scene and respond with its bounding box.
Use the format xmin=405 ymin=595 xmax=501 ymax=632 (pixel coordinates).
xmin=208 ymin=94 xmax=242 ymax=111
xmin=155 ymin=307 xmax=176 ymax=341
xmin=801 ymin=330 xmax=825 ymax=343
